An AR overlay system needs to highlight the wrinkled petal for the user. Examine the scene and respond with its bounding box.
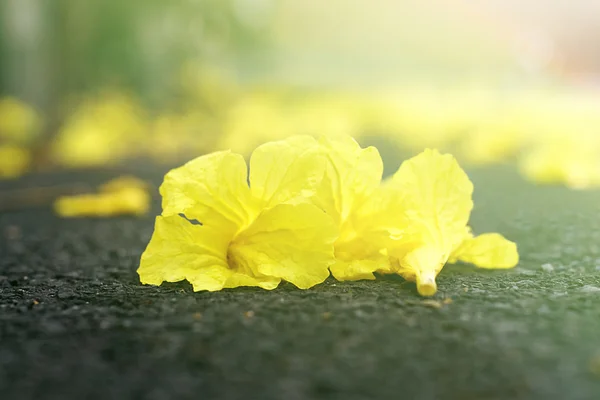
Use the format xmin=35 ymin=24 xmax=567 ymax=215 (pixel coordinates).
xmin=378 ymin=149 xmax=475 ymax=296
xmin=391 ymin=149 xmax=474 ymax=252
xmin=449 ymin=232 xmax=519 ymax=269
xmin=160 ymin=150 xmax=256 ymax=229
xmin=138 ymin=214 xmax=230 ymax=290
xmin=138 ymin=214 xmax=279 ymax=291
xmin=315 ymin=135 xmax=383 ymax=225
xmin=249 ymin=135 xmax=325 ymax=208
xmin=351 ymin=182 xmax=407 ymax=251
xmin=331 ymin=234 xmax=391 ymax=281
xmin=230 ymin=203 xmax=337 ymax=289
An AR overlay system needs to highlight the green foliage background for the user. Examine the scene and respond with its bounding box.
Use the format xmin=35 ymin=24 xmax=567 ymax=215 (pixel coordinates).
xmin=0 ymin=0 xmax=269 ymax=111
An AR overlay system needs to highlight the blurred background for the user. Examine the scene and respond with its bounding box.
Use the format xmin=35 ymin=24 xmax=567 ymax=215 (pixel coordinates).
xmin=2 ymin=0 xmax=600 ymax=190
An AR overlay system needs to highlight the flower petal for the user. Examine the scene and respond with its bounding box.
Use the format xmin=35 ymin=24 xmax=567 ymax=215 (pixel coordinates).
xmin=138 ymin=214 xmax=278 ymax=291
xmin=231 ymin=203 xmax=337 ymax=289
xmin=249 ymin=135 xmax=325 ymax=208
xmin=330 ymin=258 xmax=387 ymax=281
xmin=315 ymin=135 xmax=383 ymax=225
xmin=138 ymin=214 xmax=230 ymax=291
xmin=389 ymin=149 xmax=474 ymax=256
xmin=160 ymin=150 xmax=256 ymax=228
xmin=449 ymin=233 xmax=519 ymax=269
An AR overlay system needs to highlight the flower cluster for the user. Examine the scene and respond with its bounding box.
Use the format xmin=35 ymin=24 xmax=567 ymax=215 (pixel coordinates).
xmin=138 ymin=135 xmax=518 ymax=296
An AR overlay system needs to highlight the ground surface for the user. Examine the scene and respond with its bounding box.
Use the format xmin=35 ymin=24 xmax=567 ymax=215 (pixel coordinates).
xmin=1 ymin=164 xmax=600 ymax=400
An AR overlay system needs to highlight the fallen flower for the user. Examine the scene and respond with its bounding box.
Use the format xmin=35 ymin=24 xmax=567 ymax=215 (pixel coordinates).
xmin=311 ymin=135 xmax=391 ymax=281
xmin=0 ymin=145 xmax=30 ymax=179
xmin=138 ymin=136 xmax=338 ymax=291
xmin=369 ymin=149 xmax=518 ymax=296
xmin=54 ymin=176 xmax=150 ymax=217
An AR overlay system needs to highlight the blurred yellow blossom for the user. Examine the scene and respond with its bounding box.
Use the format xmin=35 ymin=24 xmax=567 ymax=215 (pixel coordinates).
xmin=0 ymin=145 xmax=31 ymax=179
xmin=0 ymin=97 xmax=42 ymax=143
xmin=519 ymin=134 xmax=600 ymax=189
xmin=147 ymin=112 xmax=218 ymax=163
xmin=218 ymin=93 xmax=291 ymax=154
xmin=54 ymin=176 xmax=151 ymax=217
xmin=51 ymin=92 xmax=147 ymax=167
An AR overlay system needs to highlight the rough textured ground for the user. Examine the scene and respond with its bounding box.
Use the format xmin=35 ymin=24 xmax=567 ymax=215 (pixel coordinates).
xmin=1 ymin=164 xmax=600 ymax=400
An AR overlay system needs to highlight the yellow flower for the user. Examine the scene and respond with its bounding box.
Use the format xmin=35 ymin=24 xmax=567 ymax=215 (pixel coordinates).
xmin=310 ymin=136 xmax=391 ymax=281
xmin=51 ymin=92 xmax=147 ymax=167
xmin=0 ymin=145 xmax=30 ymax=179
xmin=0 ymin=97 xmax=42 ymax=143
xmin=54 ymin=176 xmax=150 ymax=217
xmin=375 ymin=149 xmax=518 ymax=296
xmin=519 ymin=138 xmax=600 ymax=190
xmin=138 ymin=136 xmax=338 ymax=291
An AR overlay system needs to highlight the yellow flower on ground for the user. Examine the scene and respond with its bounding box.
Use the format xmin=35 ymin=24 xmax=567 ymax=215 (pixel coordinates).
xmin=54 ymin=176 xmax=150 ymax=217
xmin=0 ymin=145 xmax=31 ymax=179
xmin=375 ymin=149 xmax=518 ymax=296
xmin=138 ymin=136 xmax=338 ymax=292
xmin=310 ymin=136 xmax=391 ymax=281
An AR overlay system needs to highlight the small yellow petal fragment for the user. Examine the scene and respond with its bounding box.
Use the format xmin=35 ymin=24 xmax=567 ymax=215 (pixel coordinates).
xmin=54 ymin=176 xmax=150 ymax=217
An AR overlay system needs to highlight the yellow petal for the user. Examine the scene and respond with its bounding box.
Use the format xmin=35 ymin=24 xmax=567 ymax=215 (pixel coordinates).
xmin=54 ymin=177 xmax=150 ymax=217
xmin=138 ymin=214 xmax=230 ymax=290
xmin=450 ymin=233 xmax=519 ymax=269
xmin=0 ymin=145 xmax=30 ymax=179
xmin=138 ymin=215 xmax=279 ymax=291
xmin=330 ymin=258 xmax=388 ymax=281
xmin=230 ymin=203 xmax=337 ymax=289
xmin=315 ymin=135 xmax=383 ymax=225
xmin=331 ymin=234 xmax=391 ymax=281
xmin=377 ymin=149 xmax=474 ymax=296
xmin=160 ymin=150 xmax=256 ymax=228
xmin=389 ymin=149 xmax=474 ymax=256
xmin=249 ymin=135 xmax=325 ymax=208
xmin=307 ymin=136 xmax=385 ymax=282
